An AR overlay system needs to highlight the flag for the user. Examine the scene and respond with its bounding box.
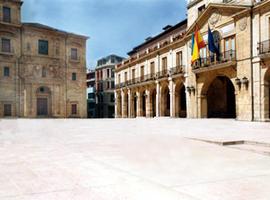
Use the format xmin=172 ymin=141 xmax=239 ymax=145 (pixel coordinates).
xmin=196 ymin=26 xmax=206 ymax=49
xmin=191 ymin=26 xmax=206 ymax=63
xmin=208 ymin=26 xmax=219 ymax=55
xmin=191 ymin=35 xmax=199 ymax=63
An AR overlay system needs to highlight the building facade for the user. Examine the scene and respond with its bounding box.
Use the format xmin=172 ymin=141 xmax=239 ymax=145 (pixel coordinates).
xmin=87 ymin=69 xmax=96 ymax=118
xmin=0 ymin=0 xmax=88 ymax=118
xmin=96 ymin=55 xmax=124 ymax=118
xmin=115 ymin=0 xmax=270 ymax=121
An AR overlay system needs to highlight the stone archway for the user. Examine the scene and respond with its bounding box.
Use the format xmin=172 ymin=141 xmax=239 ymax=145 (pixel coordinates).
xmin=206 ymin=76 xmax=236 ymax=118
xmin=150 ymin=89 xmax=157 ymax=117
xmin=36 ymin=86 xmax=52 ymax=117
xmin=142 ymin=91 xmax=146 ymax=117
xmin=175 ymin=83 xmax=187 ymax=118
xmin=161 ymin=84 xmax=170 ymax=117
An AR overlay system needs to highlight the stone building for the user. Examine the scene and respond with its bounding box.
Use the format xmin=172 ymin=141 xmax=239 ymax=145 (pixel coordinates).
xmin=0 ymin=0 xmax=88 ymax=118
xmin=96 ymin=55 xmax=124 ymax=118
xmin=115 ymin=0 xmax=270 ymax=121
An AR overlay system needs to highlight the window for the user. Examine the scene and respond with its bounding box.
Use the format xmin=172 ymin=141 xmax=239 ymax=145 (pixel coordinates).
xmin=4 ymin=104 xmax=11 ymax=117
xmin=107 ymin=69 xmax=110 ymax=78
xmin=162 ymin=57 xmax=167 ymax=71
xmin=118 ymin=74 xmax=121 ymax=84
xmin=132 ymin=69 xmax=136 ymax=80
xmin=150 ymin=62 xmax=155 ymax=75
xmin=110 ymin=94 xmax=115 ymax=102
xmin=124 ymin=72 xmax=128 ymax=83
xmin=111 ymin=81 xmax=115 ymax=89
xmin=224 ymin=36 xmax=236 ymax=59
xmin=3 ymin=7 xmax=11 ymax=23
xmin=107 ymin=81 xmax=110 ymax=89
xmin=111 ymin=70 xmax=115 ymax=78
xmin=198 ymin=5 xmax=206 ymax=16
xmin=2 ymin=38 xmax=11 ymax=53
xmin=38 ymin=40 xmax=48 ymax=55
xmin=4 ymin=67 xmax=10 ymax=77
xmin=176 ymin=51 xmax=183 ymax=66
xmin=71 ymin=104 xmax=77 ymax=115
xmin=72 ymin=73 xmax=77 ymax=81
xmin=71 ymin=48 xmax=78 ymax=60
xmin=140 ymin=66 xmax=144 ymax=81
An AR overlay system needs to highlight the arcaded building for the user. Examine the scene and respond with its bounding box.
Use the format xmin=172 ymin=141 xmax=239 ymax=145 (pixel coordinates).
xmin=0 ymin=0 xmax=88 ymax=118
xmin=115 ymin=0 xmax=270 ymax=121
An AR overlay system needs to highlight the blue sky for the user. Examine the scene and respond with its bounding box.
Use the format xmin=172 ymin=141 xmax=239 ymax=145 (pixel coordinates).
xmin=22 ymin=0 xmax=187 ymax=69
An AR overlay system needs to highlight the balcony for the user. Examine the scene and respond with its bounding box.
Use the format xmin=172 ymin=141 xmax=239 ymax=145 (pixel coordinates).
xmin=170 ymin=65 xmax=185 ymax=76
xmin=157 ymin=69 xmax=169 ymax=78
xmin=192 ymin=50 xmax=236 ymax=73
xmin=258 ymin=39 xmax=270 ymax=59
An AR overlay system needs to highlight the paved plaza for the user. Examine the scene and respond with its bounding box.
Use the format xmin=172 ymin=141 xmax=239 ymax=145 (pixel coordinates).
xmin=0 ymin=118 xmax=270 ymax=200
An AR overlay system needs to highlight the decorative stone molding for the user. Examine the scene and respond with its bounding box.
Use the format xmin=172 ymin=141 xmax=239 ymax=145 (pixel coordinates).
xmin=239 ymin=17 xmax=247 ymax=31
xmin=209 ymin=9 xmax=221 ymax=26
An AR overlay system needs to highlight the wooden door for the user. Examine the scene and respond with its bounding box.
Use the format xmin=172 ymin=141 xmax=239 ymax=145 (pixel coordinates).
xmin=37 ymin=98 xmax=48 ymax=116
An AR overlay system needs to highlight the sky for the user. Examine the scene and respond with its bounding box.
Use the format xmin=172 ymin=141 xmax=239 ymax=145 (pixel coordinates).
xmin=22 ymin=0 xmax=187 ymax=69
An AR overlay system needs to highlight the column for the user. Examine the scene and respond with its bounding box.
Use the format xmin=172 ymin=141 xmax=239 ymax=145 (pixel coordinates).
xmin=136 ymin=91 xmax=142 ymax=117
xmin=146 ymin=89 xmax=151 ymax=118
xmin=156 ymin=81 xmax=160 ymax=117
xmin=114 ymin=91 xmax=118 ymax=118
xmin=121 ymin=90 xmax=127 ymax=118
xmin=128 ymin=89 xmax=132 ymax=118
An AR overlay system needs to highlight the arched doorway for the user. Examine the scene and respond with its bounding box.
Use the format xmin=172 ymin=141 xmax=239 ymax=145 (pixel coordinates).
xmin=133 ymin=95 xmax=137 ymax=118
xmin=161 ymin=85 xmax=170 ymax=116
xmin=207 ymin=76 xmax=236 ymax=118
xmin=142 ymin=91 xmax=146 ymax=117
xmin=124 ymin=92 xmax=129 ymax=118
xmin=175 ymin=83 xmax=187 ymax=118
xmin=36 ymin=86 xmax=51 ymax=117
xmin=151 ymin=89 xmax=156 ymax=117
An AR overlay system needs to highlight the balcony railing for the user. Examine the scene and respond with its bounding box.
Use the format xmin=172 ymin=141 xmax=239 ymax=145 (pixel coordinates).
xmin=170 ymin=65 xmax=184 ymax=75
xmin=192 ymin=50 xmax=236 ymax=70
xmin=157 ymin=69 xmax=169 ymax=78
xmin=258 ymin=39 xmax=270 ymax=55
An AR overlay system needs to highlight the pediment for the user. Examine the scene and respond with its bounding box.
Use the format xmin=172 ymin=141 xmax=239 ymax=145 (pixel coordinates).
xmin=186 ymin=3 xmax=250 ymax=37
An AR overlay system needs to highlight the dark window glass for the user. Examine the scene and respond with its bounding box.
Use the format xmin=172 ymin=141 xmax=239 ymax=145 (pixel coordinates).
xmin=71 ymin=104 xmax=77 ymax=115
xmin=110 ymin=94 xmax=114 ymax=102
xmin=2 ymin=38 xmax=11 ymax=53
xmin=107 ymin=81 xmax=110 ymax=89
xmin=111 ymin=81 xmax=115 ymax=89
xmin=72 ymin=73 xmax=77 ymax=81
xmin=3 ymin=7 xmax=11 ymax=23
xmin=38 ymin=40 xmax=48 ymax=55
xmin=107 ymin=69 xmax=110 ymax=78
xmin=4 ymin=67 xmax=10 ymax=77
xmin=71 ymin=48 xmax=78 ymax=60
xmin=4 ymin=104 xmax=11 ymax=117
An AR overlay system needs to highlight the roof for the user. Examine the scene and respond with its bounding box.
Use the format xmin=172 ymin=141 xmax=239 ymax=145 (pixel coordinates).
xmin=22 ymin=22 xmax=89 ymax=39
xmin=127 ymin=19 xmax=187 ymax=56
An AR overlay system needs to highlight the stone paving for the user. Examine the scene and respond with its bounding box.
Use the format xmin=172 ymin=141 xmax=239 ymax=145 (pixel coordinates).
xmin=0 ymin=118 xmax=270 ymax=200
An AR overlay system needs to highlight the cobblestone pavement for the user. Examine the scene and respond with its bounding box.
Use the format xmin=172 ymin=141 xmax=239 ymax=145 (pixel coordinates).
xmin=0 ymin=118 xmax=270 ymax=200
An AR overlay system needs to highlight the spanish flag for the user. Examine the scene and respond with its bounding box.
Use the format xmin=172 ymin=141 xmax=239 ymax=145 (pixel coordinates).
xmin=191 ymin=26 xmax=206 ymax=63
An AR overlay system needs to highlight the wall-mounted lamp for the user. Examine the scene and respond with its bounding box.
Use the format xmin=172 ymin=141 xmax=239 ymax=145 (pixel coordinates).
xmin=241 ymin=77 xmax=249 ymax=90
xmin=235 ymin=77 xmax=241 ymax=90
xmin=187 ymin=86 xmax=195 ymax=95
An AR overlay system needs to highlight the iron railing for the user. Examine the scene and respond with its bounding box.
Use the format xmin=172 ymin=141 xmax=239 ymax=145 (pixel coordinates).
xmin=170 ymin=65 xmax=184 ymax=75
xmin=192 ymin=50 xmax=236 ymax=70
xmin=258 ymin=39 xmax=270 ymax=55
